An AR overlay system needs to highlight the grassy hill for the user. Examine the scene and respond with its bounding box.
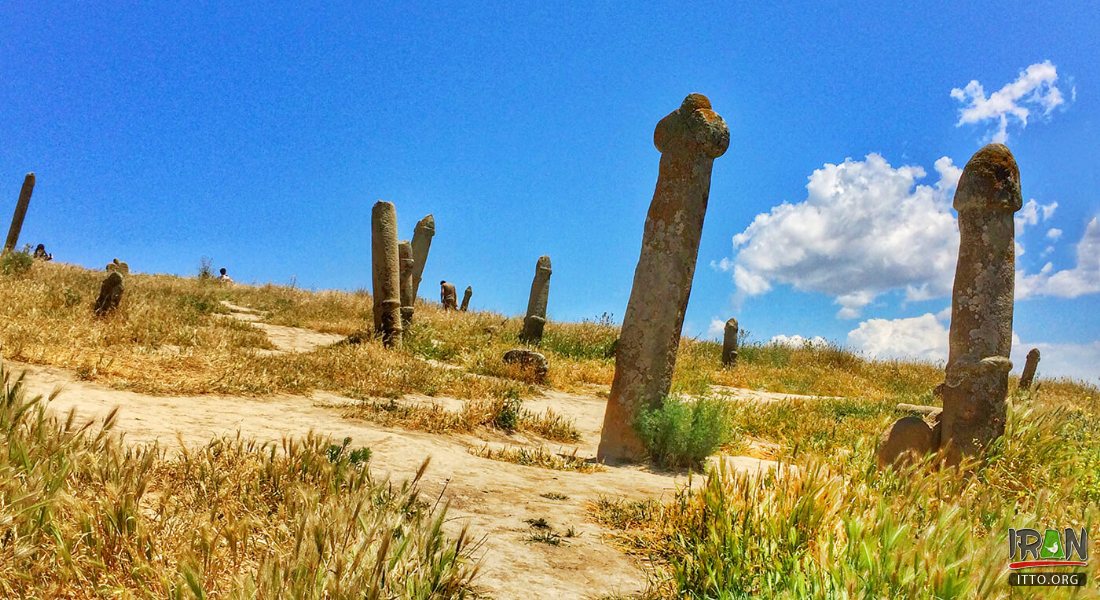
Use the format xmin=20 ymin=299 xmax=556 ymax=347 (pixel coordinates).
xmin=1 ymin=259 xmax=1098 ymax=598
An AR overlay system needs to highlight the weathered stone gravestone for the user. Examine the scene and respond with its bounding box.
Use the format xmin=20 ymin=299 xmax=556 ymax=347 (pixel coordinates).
xmin=106 ymin=258 xmax=130 ymax=275
xmin=1018 ymin=348 xmax=1040 ymax=390
xmin=371 ymin=201 xmax=403 ymax=348
xmin=519 ymin=256 xmax=552 ymax=344
xmin=440 ymin=281 xmax=458 ymax=310
xmin=877 ymin=144 xmax=1022 ymax=467
xmin=4 ymin=173 xmax=35 ymax=254
xmin=398 ymin=240 xmax=415 ymax=327
xmin=410 ymin=215 xmax=435 ymax=300
xmin=503 ymin=348 xmax=549 ymax=384
xmin=876 ymin=415 xmax=940 ymax=469
xmin=460 ymin=286 xmax=472 ymax=312
xmin=597 ymin=94 xmax=730 ymax=463
xmin=94 ymin=271 xmax=124 ymax=317
xmin=722 ymin=317 xmax=739 ymax=367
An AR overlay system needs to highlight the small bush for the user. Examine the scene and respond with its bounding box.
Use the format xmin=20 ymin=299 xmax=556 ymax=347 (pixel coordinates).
xmin=493 ymin=396 xmax=522 ymax=432
xmin=634 ymin=396 xmax=734 ymax=468
xmin=197 ymin=256 xmax=214 ymax=279
xmin=0 ymin=246 xmax=33 ymax=276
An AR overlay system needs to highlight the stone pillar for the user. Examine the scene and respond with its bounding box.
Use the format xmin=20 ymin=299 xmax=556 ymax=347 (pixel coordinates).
xmin=597 ymin=94 xmax=730 ymax=463
xmin=399 ymin=240 xmax=415 ymax=327
xmin=519 ymin=256 xmax=552 ymax=344
xmin=371 ymin=201 xmax=402 ymax=348
xmin=4 ymin=173 xmax=35 ymax=254
xmin=94 ymin=272 xmax=124 ymax=317
xmin=410 ymin=215 xmax=435 ymax=301
xmin=1018 ymin=348 xmax=1040 ymax=391
xmin=940 ymin=143 xmax=1021 ymax=464
xmin=722 ymin=318 xmax=739 ymax=367
xmin=877 ymin=144 xmax=1021 ymax=468
xmin=460 ymin=286 xmax=473 ymax=312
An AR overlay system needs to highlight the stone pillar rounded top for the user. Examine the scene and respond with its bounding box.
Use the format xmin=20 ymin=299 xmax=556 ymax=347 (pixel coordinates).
xmin=536 ymin=255 xmax=552 ymax=275
xmin=953 ymin=143 xmax=1022 ymax=214
xmin=24 ymin=172 xmax=35 ymax=183
xmin=653 ymin=93 xmax=730 ymax=159
xmin=415 ymin=214 xmax=435 ymax=235
xmin=725 ymin=317 xmax=738 ymax=329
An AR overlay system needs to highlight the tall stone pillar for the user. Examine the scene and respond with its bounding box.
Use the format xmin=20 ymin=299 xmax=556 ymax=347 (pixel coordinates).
xmin=460 ymin=286 xmax=473 ymax=312
xmin=940 ymin=143 xmax=1021 ymax=464
xmin=722 ymin=318 xmax=739 ymax=367
xmin=1018 ymin=348 xmax=1040 ymax=390
xmin=4 ymin=173 xmax=35 ymax=253
xmin=399 ymin=240 xmax=415 ymax=327
xmin=410 ymin=215 xmax=435 ymax=301
xmin=371 ymin=201 xmax=403 ymax=347
xmin=597 ymin=94 xmax=730 ymax=462
xmin=519 ymin=256 xmax=552 ymax=344
xmin=877 ymin=144 xmax=1022 ymax=468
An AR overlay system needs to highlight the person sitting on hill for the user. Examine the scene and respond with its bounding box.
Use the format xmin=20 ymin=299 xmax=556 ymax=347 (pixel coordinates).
xmin=32 ymin=244 xmax=52 ymax=261
xmin=440 ymin=280 xmax=458 ymax=310
xmin=218 ymin=267 xmax=234 ymax=283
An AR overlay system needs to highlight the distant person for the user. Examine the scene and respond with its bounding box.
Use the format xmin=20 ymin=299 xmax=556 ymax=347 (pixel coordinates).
xmin=218 ymin=267 xmax=233 ymax=283
xmin=440 ymin=280 xmax=457 ymax=310
xmin=32 ymin=244 xmax=52 ymax=261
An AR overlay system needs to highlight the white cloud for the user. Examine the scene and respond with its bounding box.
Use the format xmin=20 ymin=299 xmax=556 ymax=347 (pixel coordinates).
xmin=1046 ymin=228 xmax=1063 ymax=240
xmin=1011 ymin=340 xmax=1100 ymax=385
xmin=707 ymin=318 xmax=726 ymax=338
xmin=950 ymin=60 xmax=1068 ymax=143
xmin=727 ymin=154 xmax=959 ymax=318
xmin=846 ymin=313 xmax=1100 ymax=383
xmin=1017 ymin=218 xmax=1100 ymax=299
xmin=847 ymin=313 xmax=949 ymax=363
xmin=770 ymin=334 xmax=828 ymax=348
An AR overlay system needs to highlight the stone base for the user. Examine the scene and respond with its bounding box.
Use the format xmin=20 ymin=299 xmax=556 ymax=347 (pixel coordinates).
xmin=876 ymin=412 xmax=942 ymax=469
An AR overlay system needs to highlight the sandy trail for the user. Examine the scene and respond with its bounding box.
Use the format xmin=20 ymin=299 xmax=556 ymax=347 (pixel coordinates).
xmin=10 ymin=305 xmax=800 ymax=599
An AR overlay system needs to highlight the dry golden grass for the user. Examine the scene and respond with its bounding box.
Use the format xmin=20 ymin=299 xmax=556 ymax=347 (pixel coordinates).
xmin=0 ymin=363 xmax=480 ymax=598
xmin=469 ymin=445 xmax=604 ymax=473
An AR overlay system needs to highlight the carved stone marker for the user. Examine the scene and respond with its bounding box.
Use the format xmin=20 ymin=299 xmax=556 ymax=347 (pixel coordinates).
xmin=371 ymin=201 xmax=402 ymax=347
xmin=876 ymin=416 xmax=938 ymax=469
xmin=722 ymin=318 xmax=739 ymax=367
xmin=1018 ymin=348 xmax=1040 ymax=390
xmin=4 ymin=173 xmax=35 ymax=254
xmin=440 ymin=281 xmax=458 ymax=310
xmin=410 ymin=215 xmax=435 ymax=301
xmin=877 ymin=144 xmax=1022 ymax=468
xmin=940 ymin=143 xmax=1021 ymax=464
xmin=106 ymin=258 xmax=130 ymax=275
xmin=503 ymin=349 xmax=549 ymax=384
xmin=597 ymin=94 xmax=730 ymax=463
xmin=519 ymin=256 xmax=552 ymax=344
xmin=460 ymin=286 xmax=472 ymax=312
xmin=94 ymin=272 xmax=124 ymax=317
xmin=398 ymin=240 xmax=415 ymax=327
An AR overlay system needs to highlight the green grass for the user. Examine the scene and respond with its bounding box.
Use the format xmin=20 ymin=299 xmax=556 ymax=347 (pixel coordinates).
xmin=634 ymin=395 xmax=736 ymax=468
xmin=595 ymin=384 xmax=1100 ymax=598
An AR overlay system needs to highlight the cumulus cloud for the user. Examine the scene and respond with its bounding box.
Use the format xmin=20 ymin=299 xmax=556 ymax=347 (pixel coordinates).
xmin=847 ymin=313 xmax=949 ymax=363
xmin=950 ymin=60 xmax=1068 ymax=143
xmin=770 ymin=334 xmax=828 ymax=348
xmin=722 ymin=154 xmax=960 ymax=318
xmin=846 ymin=312 xmax=1100 ymax=382
xmin=1017 ymin=218 xmax=1100 ymax=299
xmin=1046 ymin=228 xmax=1063 ymax=241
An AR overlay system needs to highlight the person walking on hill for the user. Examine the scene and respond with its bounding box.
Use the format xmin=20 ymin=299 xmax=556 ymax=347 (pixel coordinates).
xmin=440 ymin=280 xmax=458 ymax=310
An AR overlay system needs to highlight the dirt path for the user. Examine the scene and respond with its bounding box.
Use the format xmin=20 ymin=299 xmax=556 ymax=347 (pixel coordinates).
xmin=10 ymin=305 xmax=798 ymax=599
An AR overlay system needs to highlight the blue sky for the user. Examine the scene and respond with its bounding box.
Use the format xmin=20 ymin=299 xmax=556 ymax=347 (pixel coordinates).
xmin=2 ymin=2 xmax=1097 ymax=382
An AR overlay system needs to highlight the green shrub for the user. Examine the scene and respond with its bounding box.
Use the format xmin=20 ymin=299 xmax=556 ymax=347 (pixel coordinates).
xmin=0 ymin=246 xmax=33 ymax=276
xmin=493 ymin=395 xmax=523 ymax=432
xmin=634 ymin=396 xmax=734 ymax=468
